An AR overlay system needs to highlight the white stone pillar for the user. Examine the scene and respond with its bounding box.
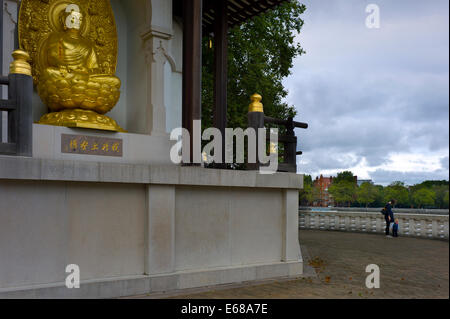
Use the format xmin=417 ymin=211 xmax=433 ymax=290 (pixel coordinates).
xmin=2 ymin=0 xmax=19 ymax=141
xmin=141 ymin=0 xmax=173 ymax=136
xmin=282 ymin=190 xmax=301 ymax=262
xmin=145 ymin=185 xmax=176 ymax=275
xmin=1 ymin=0 xmax=19 ymax=87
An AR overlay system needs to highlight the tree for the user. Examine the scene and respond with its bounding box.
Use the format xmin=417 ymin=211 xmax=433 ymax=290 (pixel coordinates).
xmin=417 ymin=180 xmax=449 ymax=188
xmin=202 ymin=1 xmax=306 ymax=132
xmin=328 ymin=180 xmax=357 ymax=207
xmin=357 ymin=182 xmax=379 ymax=208
xmin=412 ymin=188 xmax=436 ymax=208
xmin=433 ymin=185 xmax=450 ymax=209
xmin=409 ymin=180 xmax=449 ymax=208
xmin=299 ymin=183 xmax=312 ymax=205
xmin=333 ymin=171 xmax=356 ymax=184
xmin=444 ymin=191 xmax=449 ymax=208
xmin=311 ymin=183 xmax=323 ymax=206
xmin=327 ymin=171 xmax=357 ymax=207
xmin=383 ymin=182 xmax=410 ymax=207
xmin=373 ymin=185 xmax=385 ymax=207
xmin=299 ymin=175 xmax=313 ymax=205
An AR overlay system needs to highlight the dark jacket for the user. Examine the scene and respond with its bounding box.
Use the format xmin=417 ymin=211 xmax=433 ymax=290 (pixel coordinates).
xmin=384 ymin=203 xmax=394 ymax=221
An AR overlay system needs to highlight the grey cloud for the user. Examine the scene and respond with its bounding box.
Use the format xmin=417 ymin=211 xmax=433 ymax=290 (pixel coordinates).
xmin=441 ymin=157 xmax=449 ymax=170
xmin=299 ymin=147 xmax=362 ymax=171
xmin=288 ymin=0 xmax=449 ymax=184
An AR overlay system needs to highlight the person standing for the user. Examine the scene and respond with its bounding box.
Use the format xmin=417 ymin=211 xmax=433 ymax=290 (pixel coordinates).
xmin=384 ymin=200 xmax=396 ymax=237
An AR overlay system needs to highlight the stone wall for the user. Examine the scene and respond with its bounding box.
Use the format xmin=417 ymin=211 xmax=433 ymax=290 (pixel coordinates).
xmin=0 ymin=157 xmax=304 ymax=298
xmin=299 ymin=210 xmax=449 ymax=240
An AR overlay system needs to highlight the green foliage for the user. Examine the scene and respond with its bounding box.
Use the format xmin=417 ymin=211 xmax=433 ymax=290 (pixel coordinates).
xmin=299 ymin=173 xmax=449 ymax=209
xmin=383 ymin=182 xmax=410 ymax=207
xmin=326 ymin=171 xmax=357 ymax=206
xmin=416 ymin=180 xmax=449 ymax=188
xmin=409 ymin=180 xmax=449 ymax=208
xmin=201 ymin=1 xmax=306 ymax=131
xmin=333 ymin=171 xmax=356 ymax=184
xmin=444 ymin=191 xmax=449 ymax=208
xmin=311 ymin=184 xmax=322 ymax=204
xmin=373 ymin=185 xmax=385 ymax=207
xmin=300 ymin=183 xmax=319 ymax=205
xmin=299 ymin=175 xmax=313 ymax=205
xmin=328 ymin=180 xmax=357 ymax=207
xmin=431 ymin=185 xmax=449 ymax=209
xmin=411 ymin=188 xmax=436 ymax=208
xmin=303 ymin=175 xmax=313 ymax=186
xmin=299 ymin=175 xmax=323 ymax=205
xmin=356 ymin=182 xmax=379 ymax=207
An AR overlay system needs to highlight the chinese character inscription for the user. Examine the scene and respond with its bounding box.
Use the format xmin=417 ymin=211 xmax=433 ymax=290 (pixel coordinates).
xmin=61 ymin=134 xmax=123 ymax=157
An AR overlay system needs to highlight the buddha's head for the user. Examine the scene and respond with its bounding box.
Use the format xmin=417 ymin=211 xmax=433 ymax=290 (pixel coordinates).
xmin=60 ymin=4 xmax=84 ymax=32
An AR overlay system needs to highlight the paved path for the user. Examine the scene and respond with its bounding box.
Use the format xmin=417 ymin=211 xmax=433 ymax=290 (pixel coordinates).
xmin=162 ymin=230 xmax=449 ymax=299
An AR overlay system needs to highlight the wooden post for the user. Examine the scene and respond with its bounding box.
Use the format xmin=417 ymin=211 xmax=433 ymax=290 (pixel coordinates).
xmin=213 ymin=0 xmax=228 ymax=168
xmin=0 ymin=0 xmax=4 ymax=76
xmin=1 ymin=0 xmax=4 ymax=141
xmin=8 ymin=73 xmax=33 ymax=157
xmin=0 ymin=50 xmax=33 ymax=157
xmin=284 ymin=117 xmax=297 ymax=173
xmin=182 ymin=0 xmax=203 ymax=165
xmin=247 ymin=94 xmax=265 ymax=171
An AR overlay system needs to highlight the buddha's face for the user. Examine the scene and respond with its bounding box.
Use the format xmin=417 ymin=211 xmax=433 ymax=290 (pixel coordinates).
xmin=62 ymin=4 xmax=83 ymax=31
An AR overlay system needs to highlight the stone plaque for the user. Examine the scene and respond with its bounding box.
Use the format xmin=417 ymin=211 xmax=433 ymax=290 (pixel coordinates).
xmin=61 ymin=134 xmax=123 ymax=157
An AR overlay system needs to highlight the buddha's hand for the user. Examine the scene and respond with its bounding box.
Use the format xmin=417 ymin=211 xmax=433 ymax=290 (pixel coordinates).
xmin=59 ymin=66 xmax=69 ymax=76
xmin=88 ymin=68 xmax=102 ymax=75
xmin=75 ymin=66 xmax=89 ymax=74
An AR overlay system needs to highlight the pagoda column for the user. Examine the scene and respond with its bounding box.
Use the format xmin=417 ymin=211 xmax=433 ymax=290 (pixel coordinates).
xmin=182 ymin=0 xmax=203 ymax=164
xmin=141 ymin=0 xmax=173 ymax=136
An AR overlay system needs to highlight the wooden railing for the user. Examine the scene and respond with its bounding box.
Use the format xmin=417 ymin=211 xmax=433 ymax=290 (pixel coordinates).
xmin=264 ymin=116 xmax=308 ymax=173
xmin=247 ymin=94 xmax=308 ymax=173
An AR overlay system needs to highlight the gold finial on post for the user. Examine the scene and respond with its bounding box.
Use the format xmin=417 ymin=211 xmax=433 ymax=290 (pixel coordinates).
xmin=249 ymin=93 xmax=264 ymax=113
xmin=9 ymin=50 xmax=32 ymax=76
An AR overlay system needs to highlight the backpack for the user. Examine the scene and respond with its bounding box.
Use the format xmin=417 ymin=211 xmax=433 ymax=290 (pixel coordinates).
xmin=380 ymin=206 xmax=387 ymax=215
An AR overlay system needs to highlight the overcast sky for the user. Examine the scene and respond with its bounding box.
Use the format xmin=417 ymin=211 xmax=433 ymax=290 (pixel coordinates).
xmin=285 ymin=0 xmax=449 ymax=186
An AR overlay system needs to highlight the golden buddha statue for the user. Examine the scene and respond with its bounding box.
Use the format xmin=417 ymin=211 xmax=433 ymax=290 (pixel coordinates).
xmin=18 ymin=0 xmax=124 ymax=132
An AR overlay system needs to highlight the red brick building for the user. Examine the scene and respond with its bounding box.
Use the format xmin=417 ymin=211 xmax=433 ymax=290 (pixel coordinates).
xmin=313 ymin=175 xmax=334 ymax=207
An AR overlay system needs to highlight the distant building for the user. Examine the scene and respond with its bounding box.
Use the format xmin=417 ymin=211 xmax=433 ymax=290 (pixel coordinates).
xmin=357 ymin=179 xmax=373 ymax=187
xmin=313 ymin=175 xmax=334 ymax=207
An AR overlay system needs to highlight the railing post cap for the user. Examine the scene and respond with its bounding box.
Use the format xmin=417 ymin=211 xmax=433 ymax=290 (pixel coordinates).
xmin=10 ymin=50 xmax=32 ymax=76
xmin=249 ymin=93 xmax=264 ymax=113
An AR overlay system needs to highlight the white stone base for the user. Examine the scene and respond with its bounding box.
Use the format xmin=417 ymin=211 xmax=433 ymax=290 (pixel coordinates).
xmin=0 ymin=157 xmax=304 ymax=299
xmin=33 ymin=124 xmax=174 ymax=165
xmin=0 ymin=261 xmax=303 ymax=299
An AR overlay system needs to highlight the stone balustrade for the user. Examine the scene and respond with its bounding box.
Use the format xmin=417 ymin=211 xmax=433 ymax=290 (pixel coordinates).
xmin=299 ymin=210 xmax=449 ymax=240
